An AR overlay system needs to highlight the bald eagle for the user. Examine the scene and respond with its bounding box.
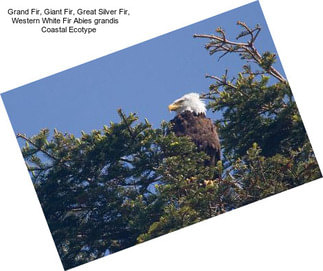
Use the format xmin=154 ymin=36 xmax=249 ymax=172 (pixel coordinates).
xmin=168 ymin=93 xmax=221 ymax=167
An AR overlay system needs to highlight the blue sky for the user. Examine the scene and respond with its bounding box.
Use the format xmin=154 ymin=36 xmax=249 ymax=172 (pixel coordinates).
xmin=2 ymin=1 xmax=285 ymax=142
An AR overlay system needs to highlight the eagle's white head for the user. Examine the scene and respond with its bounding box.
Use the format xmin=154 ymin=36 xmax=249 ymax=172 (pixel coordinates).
xmin=168 ymin=93 xmax=206 ymax=115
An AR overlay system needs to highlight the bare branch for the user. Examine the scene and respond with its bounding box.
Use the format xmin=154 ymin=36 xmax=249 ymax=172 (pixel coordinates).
xmin=194 ymin=22 xmax=287 ymax=83
xmin=205 ymin=74 xmax=237 ymax=90
xmin=117 ymin=109 xmax=135 ymax=139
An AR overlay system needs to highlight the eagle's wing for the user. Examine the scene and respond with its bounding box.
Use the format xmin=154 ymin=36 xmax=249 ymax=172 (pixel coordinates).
xmin=170 ymin=111 xmax=221 ymax=167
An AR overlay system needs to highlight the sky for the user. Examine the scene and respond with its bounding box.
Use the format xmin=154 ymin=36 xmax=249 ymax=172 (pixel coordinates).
xmin=1 ymin=1 xmax=286 ymax=143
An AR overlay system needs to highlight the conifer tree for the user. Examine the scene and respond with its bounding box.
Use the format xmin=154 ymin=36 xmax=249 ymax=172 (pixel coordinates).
xmin=18 ymin=22 xmax=321 ymax=269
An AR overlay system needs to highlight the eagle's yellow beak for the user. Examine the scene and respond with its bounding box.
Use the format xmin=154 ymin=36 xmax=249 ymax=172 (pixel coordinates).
xmin=168 ymin=103 xmax=180 ymax=112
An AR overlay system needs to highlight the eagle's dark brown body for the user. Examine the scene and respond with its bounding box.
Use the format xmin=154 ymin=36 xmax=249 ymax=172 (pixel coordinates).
xmin=170 ymin=111 xmax=221 ymax=166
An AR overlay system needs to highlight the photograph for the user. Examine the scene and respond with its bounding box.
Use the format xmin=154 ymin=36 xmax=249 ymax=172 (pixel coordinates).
xmin=1 ymin=1 xmax=321 ymax=270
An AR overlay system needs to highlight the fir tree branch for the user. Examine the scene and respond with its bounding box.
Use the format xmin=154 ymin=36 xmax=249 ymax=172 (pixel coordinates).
xmin=17 ymin=133 xmax=60 ymax=162
xmin=194 ymin=22 xmax=287 ymax=83
xmin=17 ymin=133 xmax=70 ymax=169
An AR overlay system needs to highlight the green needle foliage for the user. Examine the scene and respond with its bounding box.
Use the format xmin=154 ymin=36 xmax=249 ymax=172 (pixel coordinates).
xmin=18 ymin=22 xmax=321 ymax=270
